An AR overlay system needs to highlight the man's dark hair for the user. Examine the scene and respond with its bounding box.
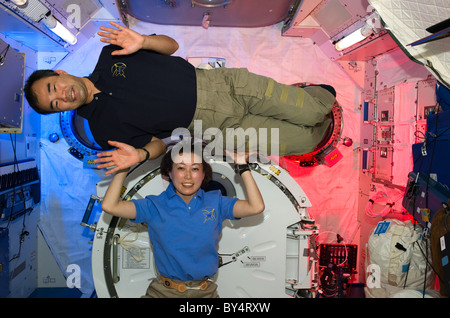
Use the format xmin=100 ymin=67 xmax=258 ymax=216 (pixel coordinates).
xmin=24 ymin=70 xmax=59 ymax=115
xmin=160 ymin=142 xmax=212 ymax=189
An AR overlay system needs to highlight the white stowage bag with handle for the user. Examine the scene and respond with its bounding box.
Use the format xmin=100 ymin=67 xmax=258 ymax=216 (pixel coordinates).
xmin=364 ymin=218 xmax=436 ymax=298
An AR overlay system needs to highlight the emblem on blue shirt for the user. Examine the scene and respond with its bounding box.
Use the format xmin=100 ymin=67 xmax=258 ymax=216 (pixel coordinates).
xmin=111 ymin=62 xmax=126 ymax=78
xmin=203 ymin=208 xmax=217 ymax=223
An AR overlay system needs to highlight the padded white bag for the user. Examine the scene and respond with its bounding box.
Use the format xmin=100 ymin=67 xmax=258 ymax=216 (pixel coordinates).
xmin=364 ymin=219 xmax=435 ymax=298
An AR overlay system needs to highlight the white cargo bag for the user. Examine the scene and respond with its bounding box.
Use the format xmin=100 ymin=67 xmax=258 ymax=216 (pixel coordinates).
xmin=364 ymin=219 xmax=435 ymax=298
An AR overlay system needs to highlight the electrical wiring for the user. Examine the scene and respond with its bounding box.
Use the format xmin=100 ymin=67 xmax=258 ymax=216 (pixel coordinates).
xmin=0 ymin=134 xmax=19 ymax=231
xmin=365 ymin=189 xmax=406 ymax=218
xmin=365 ymin=191 xmax=392 ymax=218
xmin=412 ymin=111 xmax=450 ymax=224
xmin=8 ymin=209 xmax=30 ymax=263
xmin=415 ymin=233 xmax=445 ymax=295
xmin=412 ymin=110 xmax=450 ymax=297
xmin=1 ymin=133 xmax=31 ymax=263
xmin=315 ymin=231 xmax=358 ymax=298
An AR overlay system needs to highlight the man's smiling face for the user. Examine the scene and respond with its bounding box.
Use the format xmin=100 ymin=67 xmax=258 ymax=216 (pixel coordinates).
xmin=32 ymin=70 xmax=90 ymax=113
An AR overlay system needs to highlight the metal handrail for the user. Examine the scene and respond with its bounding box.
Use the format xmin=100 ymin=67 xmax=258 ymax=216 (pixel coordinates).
xmin=191 ymin=0 xmax=231 ymax=8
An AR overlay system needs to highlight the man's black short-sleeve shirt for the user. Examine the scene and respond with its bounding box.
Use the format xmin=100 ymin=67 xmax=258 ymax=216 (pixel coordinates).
xmin=76 ymin=44 xmax=197 ymax=149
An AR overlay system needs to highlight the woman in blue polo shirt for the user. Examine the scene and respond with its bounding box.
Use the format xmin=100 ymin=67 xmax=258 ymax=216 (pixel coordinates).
xmin=101 ymin=144 xmax=265 ymax=298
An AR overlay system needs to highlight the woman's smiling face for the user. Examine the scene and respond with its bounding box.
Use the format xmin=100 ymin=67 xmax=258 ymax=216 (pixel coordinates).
xmin=169 ymin=152 xmax=205 ymax=204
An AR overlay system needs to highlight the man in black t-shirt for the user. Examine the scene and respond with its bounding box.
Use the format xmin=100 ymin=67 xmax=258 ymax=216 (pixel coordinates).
xmin=77 ymin=43 xmax=197 ymax=150
xmin=25 ymin=22 xmax=183 ymax=174
xmin=25 ymin=22 xmax=336 ymax=174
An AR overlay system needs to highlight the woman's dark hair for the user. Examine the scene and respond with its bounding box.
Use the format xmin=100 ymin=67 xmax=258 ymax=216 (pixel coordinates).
xmin=24 ymin=70 xmax=59 ymax=115
xmin=160 ymin=142 xmax=212 ymax=189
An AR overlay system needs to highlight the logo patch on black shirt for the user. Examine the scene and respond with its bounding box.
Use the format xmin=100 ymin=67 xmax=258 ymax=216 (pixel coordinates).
xmin=111 ymin=62 xmax=126 ymax=78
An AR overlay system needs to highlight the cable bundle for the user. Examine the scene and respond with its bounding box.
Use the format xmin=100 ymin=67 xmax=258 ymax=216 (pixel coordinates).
xmin=365 ymin=191 xmax=394 ymax=218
